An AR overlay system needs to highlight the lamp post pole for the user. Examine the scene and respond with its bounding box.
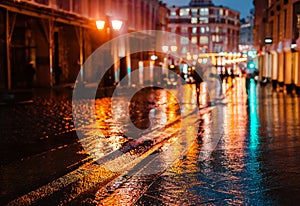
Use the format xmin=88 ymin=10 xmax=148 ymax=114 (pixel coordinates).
xmin=96 ymin=18 xmax=124 ymax=86
xmin=79 ymin=27 xmax=84 ymax=82
xmin=49 ymin=16 xmax=54 ymax=87
xmin=6 ymin=9 xmax=11 ymax=90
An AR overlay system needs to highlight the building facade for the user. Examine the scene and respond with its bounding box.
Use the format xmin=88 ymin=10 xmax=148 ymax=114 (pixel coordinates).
xmin=0 ymin=0 xmax=167 ymax=89
xmin=239 ymin=9 xmax=254 ymax=51
xmin=254 ymin=0 xmax=300 ymax=93
xmin=167 ymin=0 xmax=240 ymax=56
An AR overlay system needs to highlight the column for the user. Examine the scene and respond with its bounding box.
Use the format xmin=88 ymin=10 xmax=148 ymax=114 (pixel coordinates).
xmin=284 ymin=51 xmax=293 ymax=93
xmin=49 ymin=18 xmax=54 ymax=87
xmin=267 ymin=52 xmax=272 ymax=80
xmin=6 ymin=9 xmax=11 ymax=89
xmin=296 ymin=52 xmax=300 ymax=94
xmin=271 ymin=52 xmax=278 ymax=89
xmin=262 ymin=53 xmax=267 ymax=80
xmin=278 ymin=52 xmax=284 ymax=87
xmin=138 ymin=61 xmax=143 ymax=85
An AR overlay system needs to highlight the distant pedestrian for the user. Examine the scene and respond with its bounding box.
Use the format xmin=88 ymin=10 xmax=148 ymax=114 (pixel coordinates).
xmin=224 ymin=69 xmax=229 ymax=83
xmin=26 ymin=61 xmax=35 ymax=88
xmin=230 ymin=69 xmax=235 ymax=79
xmin=193 ymin=64 xmax=203 ymax=106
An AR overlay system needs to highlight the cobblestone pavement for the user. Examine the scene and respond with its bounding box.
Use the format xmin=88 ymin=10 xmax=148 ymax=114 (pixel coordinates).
xmin=137 ymin=80 xmax=300 ymax=205
xmin=0 ymin=84 xmax=200 ymax=204
xmin=1 ymin=78 xmax=300 ymax=205
xmin=71 ymin=79 xmax=300 ymax=205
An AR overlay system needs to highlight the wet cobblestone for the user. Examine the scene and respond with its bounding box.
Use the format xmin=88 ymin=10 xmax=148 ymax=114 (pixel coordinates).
xmin=135 ymin=81 xmax=300 ymax=205
xmin=2 ymin=79 xmax=300 ymax=205
xmin=0 ymin=88 xmax=76 ymax=165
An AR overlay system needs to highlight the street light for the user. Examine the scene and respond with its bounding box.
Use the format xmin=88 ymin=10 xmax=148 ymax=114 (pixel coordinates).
xmin=95 ymin=18 xmax=124 ymax=86
xmin=96 ymin=19 xmax=123 ymax=31
xmin=96 ymin=20 xmax=105 ymax=30
xmin=111 ymin=20 xmax=123 ymax=30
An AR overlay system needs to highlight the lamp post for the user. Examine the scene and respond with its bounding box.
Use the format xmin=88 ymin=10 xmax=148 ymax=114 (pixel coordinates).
xmin=96 ymin=19 xmax=123 ymax=31
xmin=96 ymin=17 xmax=124 ymax=86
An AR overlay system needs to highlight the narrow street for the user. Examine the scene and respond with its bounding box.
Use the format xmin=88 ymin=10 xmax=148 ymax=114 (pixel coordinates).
xmin=1 ymin=78 xmax=300 ymax=205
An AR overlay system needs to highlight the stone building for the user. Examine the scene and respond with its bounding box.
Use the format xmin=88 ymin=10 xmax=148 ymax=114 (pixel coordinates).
xmin=0 ymin=0 xmax=168 ymax=89
xmin=253 ymin=0 xmax=300 ymax=93
xmin=167 ymin=0 xmax=240 ymax=55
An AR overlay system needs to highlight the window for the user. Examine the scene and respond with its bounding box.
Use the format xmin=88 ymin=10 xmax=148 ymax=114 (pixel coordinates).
xmin=180 ymin=8 xmax=190 ymax=16
xmin=180 ymin=19 xmax=190 ymax=23
xmin=212 ymin=35 xmax=220 ymax=42
xmin=181 ymin=27 xmax=188 ymax=33
xmin=191 ymin=36 xmax=198 ymax=44
xmin=181 ymin=46 xmax=188 ymax=54
xmin=192 ymin=27 xmax=197 ymax=34
xmin=181 ymin=37 xmax=189 ymax=45
xmin=200 ymin=8 xmax=209 ymax=16
xmin=214 ymin=45 xmax=220 ymax=53
xmin=191 ymin=17 xmax=198 ymax=24
xmin=200 ymin=26 xmax=209 ymax=33
xmin=219 ymin=9 xmax=223 ymax=16
xmin=191 ymin=8 xmax=198 ymax=15
xmin=200 ymin=36 xmax=208 ymax=44
xmin=199 ymin=17 xmax=208 ymax=23
xmin=171 ymin=10 xmax=177 ymax=16
xmin=200 ymin=27 xmax=206 ymax=33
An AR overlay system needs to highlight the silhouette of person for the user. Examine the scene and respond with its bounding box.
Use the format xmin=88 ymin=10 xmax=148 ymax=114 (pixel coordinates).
xmin=26 ymin=61 xmax=35 ymax=88
xmin=193 ymin=64 xmax=203 ymax=106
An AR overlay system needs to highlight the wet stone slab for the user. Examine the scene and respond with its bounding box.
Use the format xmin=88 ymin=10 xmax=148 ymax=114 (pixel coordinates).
xmin=2 ymin=80 xmax=300 ymax=205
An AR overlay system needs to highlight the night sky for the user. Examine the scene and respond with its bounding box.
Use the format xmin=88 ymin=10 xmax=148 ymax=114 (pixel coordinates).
xmin=162 ymin=0 xmax=254 ymax=19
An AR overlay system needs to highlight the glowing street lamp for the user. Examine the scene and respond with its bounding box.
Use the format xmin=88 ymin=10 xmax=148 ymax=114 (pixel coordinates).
xmin=96 ymin=20 xmax=105 ymax=30
xmin=111 ymin=20 xmax=123 ymax=30
xmin=95 ymin=19 xmax=123 ymax=31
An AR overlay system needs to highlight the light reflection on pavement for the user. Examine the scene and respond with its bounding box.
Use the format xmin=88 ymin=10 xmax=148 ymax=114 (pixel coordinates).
xmin=2 ymin=78 xmax=300 ymax=205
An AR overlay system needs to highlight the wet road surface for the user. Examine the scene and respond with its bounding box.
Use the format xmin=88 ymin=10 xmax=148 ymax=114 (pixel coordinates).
xmin=1 ymin=78 xmax=300 ymax=205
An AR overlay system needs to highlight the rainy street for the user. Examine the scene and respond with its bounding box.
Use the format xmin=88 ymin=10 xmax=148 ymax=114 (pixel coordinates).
xmin=0 ymin=77 xmax=300 ymax=205
xmin=2 ymin=0 xmax=300 ymax=205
